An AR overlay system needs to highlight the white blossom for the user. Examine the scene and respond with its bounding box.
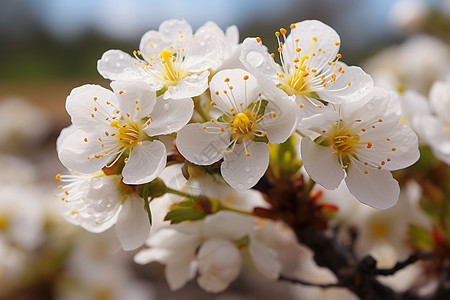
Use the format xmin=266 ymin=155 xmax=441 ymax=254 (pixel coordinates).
xmin=301 ymin=87 xmax=420 ymax=209
xmin=240 ymin=20 xmax=373 ymax=127
xmin=98 ymin=19 xmax=224 ymax=99
xmin=57 ymin=81 xmax=193 ymax=184
xmin=134 ymin=211 xmax=281 ymax=292
xmin=176 ymin=69 xmax=297 ymax=191
xmin=56 ymin=170 xmax=150 ymax=251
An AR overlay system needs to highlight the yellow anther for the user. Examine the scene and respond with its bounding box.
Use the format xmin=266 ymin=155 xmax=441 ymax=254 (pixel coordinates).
xmin=280 ymin=28 xmax=287 ymax=35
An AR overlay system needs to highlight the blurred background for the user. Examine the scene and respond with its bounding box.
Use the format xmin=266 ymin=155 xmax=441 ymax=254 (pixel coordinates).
xmin=0 ymin=0 xmax=449 ymax=299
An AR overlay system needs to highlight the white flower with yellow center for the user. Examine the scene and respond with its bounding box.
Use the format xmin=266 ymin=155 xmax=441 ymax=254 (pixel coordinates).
xmin=97 ymin=19 xmax=224 ymax=99
xmin=176 ymin=69 xmax=297 ymax=191
xmin=56 ymin=170 xmax=151 ymax=251
xmin=301 ymin=88 xmax=420 ymax=209
xmin=240 ymin=20 xmax=373 ymax=125
xmin=57 ymin=81 xmax=193 ymax=184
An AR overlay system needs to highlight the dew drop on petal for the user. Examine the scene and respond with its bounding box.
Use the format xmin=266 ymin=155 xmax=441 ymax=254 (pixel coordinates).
xmin=164 ymin=103 xmax=170 ymax=110
xmin=90 ymin=177 xmax=103 ymax=189
xmin=245 ymin=166 xmax=251 ymax=172
xmin=237 ymin=183 xmax=244 ymax=190
xmin=248 ymin=175 xmax=255 ymax=184
xmin=246 ymin=51 xmax=264 ymax=68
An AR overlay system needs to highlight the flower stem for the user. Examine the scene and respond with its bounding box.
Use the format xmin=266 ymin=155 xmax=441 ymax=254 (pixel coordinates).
xmin=166 ymin=187 xmax=196 ymax=199
xmin=193 ymin=96 xmax=210 ymax=122
xmin=142 ymin=183 xmax=152 ymax=226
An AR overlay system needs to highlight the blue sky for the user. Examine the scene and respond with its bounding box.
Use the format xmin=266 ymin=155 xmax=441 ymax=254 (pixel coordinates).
xmin=17 ymin=0 xmax=397 ymax=41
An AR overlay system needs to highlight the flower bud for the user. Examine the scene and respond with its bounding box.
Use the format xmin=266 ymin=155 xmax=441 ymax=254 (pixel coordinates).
xmin=196 ymin=238 xmax=242 ymax=293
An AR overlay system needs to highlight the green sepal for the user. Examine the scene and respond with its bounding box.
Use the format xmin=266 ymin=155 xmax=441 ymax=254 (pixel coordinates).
xmin=156 ymin=87 xmax=167 ymax=97
xmin=235 ymin=235 xmax=250 ymax=248
xmin=164 ymin=200 xmax=206 ymax=224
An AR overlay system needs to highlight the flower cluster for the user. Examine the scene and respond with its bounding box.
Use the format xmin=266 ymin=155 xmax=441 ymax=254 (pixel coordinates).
xmin=56 ymin=19 xmax=421 ymax=292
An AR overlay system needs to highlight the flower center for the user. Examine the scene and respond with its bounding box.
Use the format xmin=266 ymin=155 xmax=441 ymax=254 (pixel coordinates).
xmin=159 ymin=49 xmax=186 ymax=85
xmin=110 ymin=119 xmax=144 ymax=148
xmin=283 ymin=54 xmax=311 ymax=96
xmin=326 ymin=124 xmax=371 ymax=157
xmin=230 ymin=112 xmax=257 ymax=139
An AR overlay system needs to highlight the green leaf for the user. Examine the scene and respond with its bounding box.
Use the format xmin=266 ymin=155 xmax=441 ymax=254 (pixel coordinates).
xmin=408 ymin=224 xmax=434 ymax=250
xmin=164 ymin=208 xmax=206 ymax=224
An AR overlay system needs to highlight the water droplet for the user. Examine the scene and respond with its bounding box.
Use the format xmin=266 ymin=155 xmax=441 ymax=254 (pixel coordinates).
xmin=90 ymin=178 xmax=103 ymax=189
xmin=248 ymin=176 xmax=255 ymax=184
xmin=237 ymin=183 xmax=244 ymax=190
xmin=246 ymin=51 xmax=264 ymax=67
xmin=164 ymin=103 xmax=170 ymax=110
xmin=245 ymin=166 xmax=251 ymax=172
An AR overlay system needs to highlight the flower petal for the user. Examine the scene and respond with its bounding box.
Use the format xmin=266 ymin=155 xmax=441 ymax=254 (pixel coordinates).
xmin=260 ymin=99 xmax=297 ymax=144
xmin=145 ymin=96 xmax=193 ymax=136
xmin=346 ymin=161 xmax=399 ymax=209
xmin=166 ymin=260 xmax=197 ymax=291
xmin=249 ymin=233 xmax=282 ymax=280
xmin=210 ymin=68 xmax=260 ymax=112
xmin=221 ymin=141 xmax=269 ymax=191
xmin=116 ymin=195 xmax=151 ymax=251
xmin=240 ymin=38 xmax=280 ymax=84
xmin=97 ymin=50 xmax=153 ymax=85
xmin=66 ymin=84 xmax=116 ymax=130
xmin=201 ymin=211 xmax=256 ymax=240
xmin=289 ymin=20 xmax=340 ymax=70
xmin=110 ymin=81 xmax=157 ymax=118
xmin=317 ymin=64 xmax=373 ymax=104
xmin=122 ymin=140 xmax=167 ymax=185
xmin=301 ymin=137 xmax=344 ymax=190
xmin=176 ymin=123 xmax=229 ymax=165
xmin=164 ymin=71 xmax=209 ymax=99
xmin=58 ymin=129 xmax=110 ymax=173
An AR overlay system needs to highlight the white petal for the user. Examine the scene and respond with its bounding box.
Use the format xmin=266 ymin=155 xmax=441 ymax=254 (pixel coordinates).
xmin=176 ymin=123 xmax=229 ymax=165
xmin=289 ymin=20 xmax=340 ymax=69
xmin=159 ymin=19 xmax=193 ymax=42
xmin=221 ymin=141 xmax=269 ymax=191
xmin=80 ymin=214 xmax=117 ymax=233
xmin=210 ymin=69 xmax=260 ymax=112
xmin=400 ymin=90 xmax=430 ymax=127
xmin=58 ymin=129 xmax=110 ymax=173
xmin=122 ymin=140 xmax=167 ymax=185
xmin=260 ymin=99 xmax=297 ymax=144
xmin=97 ymin=50 xmax=152 ymax=84
xmin=317 ymin=65 xmax=373 ymax=104
xmin=346 ymin=161 xmax=399 ymax=210
xmin=145 ymin=96 xmax=193 ymax=136
xmin=134 ymin=248 xmax=171 ymax=264
xmin=300 ymin=137 xmax=344 ymax=190
xmin=201 ymin=211 xmax=256 ymax=240
xmin=185 ymin=22 xmax=224 ymax=71
xmin=110 ymin=81 xmax=157 ymax=118
xmin=66 ymin=84 xmax=116 ymax=130
xmin=430 ymin=79 xmax=450 ymax=122
xmin=164 ymin=71 xmax=209 ymax=99
xmin=56 ymin=125 xmax=76 ymax=153
xmin=197 ymin=238 xmax=242 ymax=293
xmin=116 ymin=195 xmax=151 ymax=251
xmin=240 ymin=38 xmax=280 ymax=84
xmin=249 ymin=234 xmax=282 ymax=280
xmin=166 ymin=260 xmax=197 ymax=291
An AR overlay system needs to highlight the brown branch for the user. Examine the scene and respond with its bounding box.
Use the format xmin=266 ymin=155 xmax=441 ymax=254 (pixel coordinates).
xmin=278 ymin=274 xmax=343 ymax=289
